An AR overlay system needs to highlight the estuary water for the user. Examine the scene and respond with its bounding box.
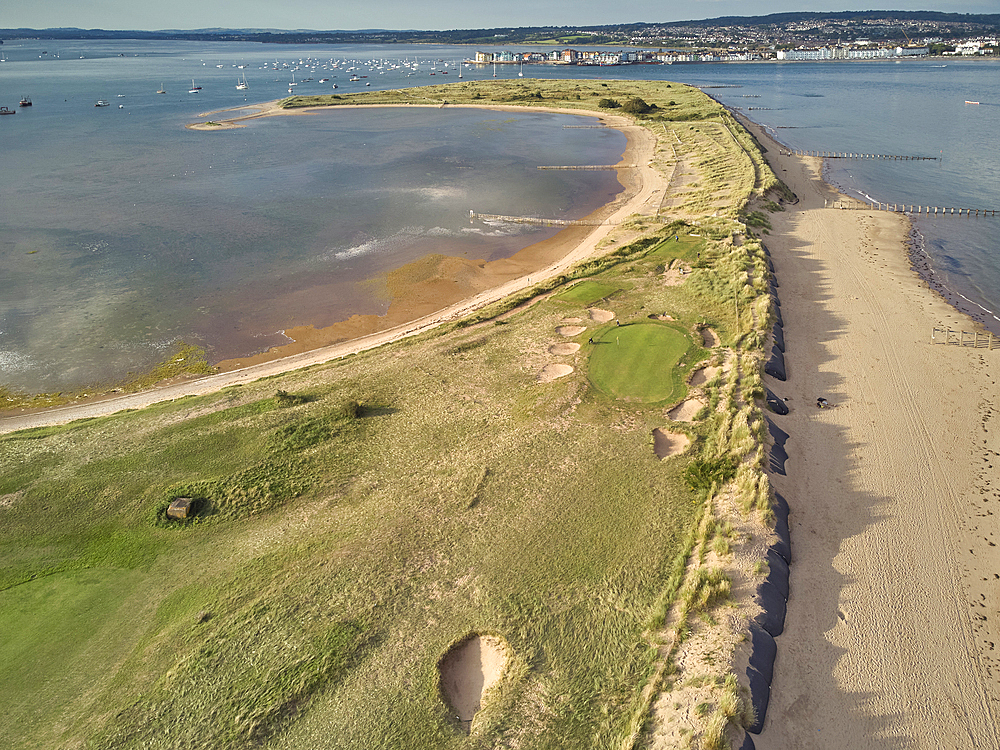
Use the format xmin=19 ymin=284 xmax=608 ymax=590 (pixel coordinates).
xmin=0 ymin=40 xmax=626 ymax=392
xmin=1 ymin=39 xmax=997 ymax=392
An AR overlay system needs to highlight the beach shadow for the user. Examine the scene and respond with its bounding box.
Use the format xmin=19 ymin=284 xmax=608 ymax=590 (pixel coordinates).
xmin=755 ymin=215 xmax=909 ymax=748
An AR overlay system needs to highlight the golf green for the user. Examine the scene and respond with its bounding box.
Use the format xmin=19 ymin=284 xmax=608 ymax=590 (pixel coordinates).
xmin=588 ymin=323 xmax=691 ymax=403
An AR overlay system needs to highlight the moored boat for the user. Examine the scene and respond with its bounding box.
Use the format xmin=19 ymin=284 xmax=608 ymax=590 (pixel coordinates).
xmin=95 ymin=100 xmax=109 ymax=107
xmin=0 ymin=106 xmax=15 ymax=115
xmin=19 ymin=95 xmax=31 ymax=107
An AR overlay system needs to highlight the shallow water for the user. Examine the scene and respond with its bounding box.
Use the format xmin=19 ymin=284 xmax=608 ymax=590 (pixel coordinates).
xmin=0 ymin=40 xmax=625 ymax=392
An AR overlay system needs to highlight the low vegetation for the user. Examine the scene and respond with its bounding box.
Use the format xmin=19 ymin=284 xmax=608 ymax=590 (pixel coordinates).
xmin=1 ymin=79 xmax=782 ymax=749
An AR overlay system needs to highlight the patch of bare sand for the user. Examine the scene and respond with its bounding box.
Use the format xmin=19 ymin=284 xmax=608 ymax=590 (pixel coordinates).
xmin=662 ymin=267 xmax=691 ymax=286
xmin=537 ymin=364 xmax=574 ymax=383
xmin=0 ymin=490 xmax=22 ymax=509
xmin=700 ymin=327 xmax=721 ymax=348
xmin=547 ymin=343 xmax=580 ymax=356
xmin=668 ymin=397 xmax=706 ymax=423
xmin=652 ymin=428 xmax=690 ymax=459
xmin=690 ymin=364 xmax=721 ymax=388
xmin=439 ymin=634 xmax=510 ymax=725
xmin=589 ymin=308 xmax=615 ymax=323
xmin=555 ymin=325 xmax=586 ymax=337
xmin=561 ymin=316 xmax=584 ymax=324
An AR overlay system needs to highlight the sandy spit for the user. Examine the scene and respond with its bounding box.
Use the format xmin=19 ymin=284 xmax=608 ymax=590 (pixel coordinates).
xmin=743 ymin=118 xmax=1000 ymax=748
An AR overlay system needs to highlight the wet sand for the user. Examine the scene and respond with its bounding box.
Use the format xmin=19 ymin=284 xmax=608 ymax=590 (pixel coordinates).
xmin=743 ymin=118 xmax=1000 ymax=749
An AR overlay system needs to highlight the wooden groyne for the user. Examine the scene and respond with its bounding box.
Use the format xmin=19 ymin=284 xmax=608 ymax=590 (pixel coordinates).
xmin=537 ymin=164 xmax=635 ymax=170
xmin=829 ymin=199 xmax=998 ymax=217
xmin=784 ymin=149 xmax=939 ymax=161
xmin=932 ymin=327 xmax=999 ymax=349
xmin=469 ymin=210 xmax=611 ymax=227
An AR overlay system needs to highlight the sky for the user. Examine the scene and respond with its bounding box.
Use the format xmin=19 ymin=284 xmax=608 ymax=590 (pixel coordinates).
xmin=2 ymin=0 xmax=997 ymax=32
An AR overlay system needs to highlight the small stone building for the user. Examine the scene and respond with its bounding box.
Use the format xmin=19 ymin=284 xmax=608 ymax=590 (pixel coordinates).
xmin=166 ymin=497 xmax=193 ymax=520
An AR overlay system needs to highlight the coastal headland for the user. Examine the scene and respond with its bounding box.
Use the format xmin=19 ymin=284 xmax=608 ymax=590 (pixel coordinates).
xmin=2 ymin=79 xmax=998 ymax=749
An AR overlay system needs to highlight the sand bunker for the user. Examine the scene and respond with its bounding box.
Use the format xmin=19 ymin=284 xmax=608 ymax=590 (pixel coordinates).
xmin=700 ymin=327 xmax=721 ymax=348
xmin=548 ymin=343 xmax=581 ymax=355
xmin=668 ymin=397 xmax=707 ymax=423
xmin=538 ymin=364 xmax=574 ymax=382
xmin=690 ymin=365 xmax=721 ymax=388
xmin=561 ymin=317 xmax=584 ymax=324
xmin=663 ymin=267 xmax=691 ymax=286
xmin=439 ymin=634 xmax=510 ymax=725
xmin=556 ymin=325 xmax=586 ymax=337
xmin=652 ymin=428 xmax=691 ymax=459
xmin=589 ymin=308 xmax=615 ymax=323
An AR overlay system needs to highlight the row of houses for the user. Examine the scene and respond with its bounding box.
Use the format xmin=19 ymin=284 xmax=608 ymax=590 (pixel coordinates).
xmin=472 ymin=45 xmax=947 ymax=66
xmin=776 ymin=45 xmax=930 ymax=60
xmin=472 ymin=49 xmax=767 ymax=65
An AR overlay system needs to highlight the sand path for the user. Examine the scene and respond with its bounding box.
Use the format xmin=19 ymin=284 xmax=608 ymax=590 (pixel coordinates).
xmin=0 ymin=106 xmax=663 ymax=435
xmin=745 ymin=120 xmax=1000 ymax=749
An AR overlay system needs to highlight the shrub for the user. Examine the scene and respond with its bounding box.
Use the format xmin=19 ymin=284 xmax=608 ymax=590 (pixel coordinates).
xmin=597 ymin=98 xmax=620 ymax=109
xmin=621 ymin=97 xmax=653 ymax=114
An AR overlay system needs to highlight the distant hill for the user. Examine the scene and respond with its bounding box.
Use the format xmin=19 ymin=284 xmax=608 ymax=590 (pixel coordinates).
xmin=2 ymin=11 xmax=999 ymax=46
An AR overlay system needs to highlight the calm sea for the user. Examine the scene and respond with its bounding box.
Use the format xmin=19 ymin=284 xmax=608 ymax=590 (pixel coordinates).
xmin=2 ymin=40 xmax=997 ymax=391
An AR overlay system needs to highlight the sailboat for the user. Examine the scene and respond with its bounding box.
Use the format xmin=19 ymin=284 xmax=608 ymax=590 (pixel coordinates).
xmin=188 ymin=79 xmax=201 ymax=94
xmin=236 ymin=72 xmax=248 ymax=90
xmin=518 ymin=60 xmax=524 ymax=77
xmin=156 ymin=83 xmax=166 ymax=94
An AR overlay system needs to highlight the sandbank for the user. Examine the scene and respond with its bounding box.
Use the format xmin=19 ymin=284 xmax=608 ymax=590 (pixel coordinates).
xmin=741 ymin=117 xmax=1000 ymax=748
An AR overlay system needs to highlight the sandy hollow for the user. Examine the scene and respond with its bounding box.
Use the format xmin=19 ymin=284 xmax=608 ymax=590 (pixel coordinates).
xmin=742 ymin=117 xmax=1000 ymax=749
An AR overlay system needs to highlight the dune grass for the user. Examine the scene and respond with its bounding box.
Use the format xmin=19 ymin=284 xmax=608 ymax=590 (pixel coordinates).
xmin=0 ymin=80 xmax=774 ymax=750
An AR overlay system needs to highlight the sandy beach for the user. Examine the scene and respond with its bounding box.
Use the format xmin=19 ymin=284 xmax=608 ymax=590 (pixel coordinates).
xmin=744 ymin=119 xmax=1000 ymax=748
xmin=0 ymin=105 xmax=663 ymax=433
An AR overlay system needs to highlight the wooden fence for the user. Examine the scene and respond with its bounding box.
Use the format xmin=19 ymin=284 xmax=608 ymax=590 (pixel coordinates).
xmin=932 ymin=327 xmax=998 ymax=349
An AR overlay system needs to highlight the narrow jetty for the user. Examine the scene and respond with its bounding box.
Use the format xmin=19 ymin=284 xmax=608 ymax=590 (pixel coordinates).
xmin=829 ymin=199 xmax=997 ymax=217
xmin=469 ymin=210 xmax=612 ymax=227
xmin=537 ymin=164 xmax=636 ymax=170
xmin=784 ymin=149 xmax=939 ymax=161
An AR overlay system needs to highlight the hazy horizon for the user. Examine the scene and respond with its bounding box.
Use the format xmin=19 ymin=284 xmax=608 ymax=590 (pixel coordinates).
xmin=2 ymin=2 xmax=996 ymax=34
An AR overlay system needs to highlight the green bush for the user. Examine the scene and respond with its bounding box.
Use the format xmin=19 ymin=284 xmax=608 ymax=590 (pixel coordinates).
xmin=597 ymin=98 xmax=620 ymax=109
xmin=621 ymin=97 xmax=653 ymax=114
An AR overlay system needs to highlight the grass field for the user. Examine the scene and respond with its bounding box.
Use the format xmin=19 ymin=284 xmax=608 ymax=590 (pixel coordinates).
xmin=0 ymin=79 xmax=781 ymax=749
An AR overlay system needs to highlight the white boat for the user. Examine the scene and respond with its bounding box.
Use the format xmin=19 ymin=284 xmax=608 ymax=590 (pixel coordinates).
xmin=95 ymin=100 xmax=110 ymax=107
xmin=156 ymin=83 xmax=166 ymax=94
xmin=188 ymin=79 xmax=201 ymax=94
xmin=236 ymin=72 xmax=248 ymax=90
